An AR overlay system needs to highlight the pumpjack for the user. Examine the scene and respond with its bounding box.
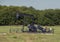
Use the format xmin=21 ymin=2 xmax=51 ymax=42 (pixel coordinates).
xmin=16 ymin=12 xmax=54 ymax=33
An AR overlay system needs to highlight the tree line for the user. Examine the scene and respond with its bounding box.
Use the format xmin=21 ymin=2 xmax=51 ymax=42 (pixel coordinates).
xmin=0 ymin=5 xmax=60 ymax=26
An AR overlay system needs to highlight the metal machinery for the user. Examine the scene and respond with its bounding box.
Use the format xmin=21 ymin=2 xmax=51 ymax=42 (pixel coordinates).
xmin=16 ymin=12 xmax=36 ymax=32
xmin=15 ymin=12 xmax=54 ymax=33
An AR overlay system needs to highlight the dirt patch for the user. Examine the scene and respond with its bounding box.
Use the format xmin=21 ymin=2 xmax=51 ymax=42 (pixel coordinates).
xmin=0 ymin=33 xmax=7 ymax=35
xmin=40 ymin=33 xmax=54 ymax=35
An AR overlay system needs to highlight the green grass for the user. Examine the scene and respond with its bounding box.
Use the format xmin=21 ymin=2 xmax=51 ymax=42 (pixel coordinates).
xmin=0 ymin=25 xmax=60 ymax=42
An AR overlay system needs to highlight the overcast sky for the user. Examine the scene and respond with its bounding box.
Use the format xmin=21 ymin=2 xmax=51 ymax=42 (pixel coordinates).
xmin=0 ymin=0 xmax=60 ymax=10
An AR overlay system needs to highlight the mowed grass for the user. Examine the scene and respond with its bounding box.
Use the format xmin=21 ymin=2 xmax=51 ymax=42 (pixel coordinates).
xmin=0 ymin=25 xmax=60 ymax=42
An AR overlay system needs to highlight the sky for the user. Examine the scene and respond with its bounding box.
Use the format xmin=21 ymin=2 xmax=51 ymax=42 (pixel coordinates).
xmin=0 ymin=0 xmax=60 ymax=10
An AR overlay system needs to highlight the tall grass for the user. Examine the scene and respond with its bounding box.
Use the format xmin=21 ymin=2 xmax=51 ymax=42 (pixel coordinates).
xmin=0 ymin=26 xmax=60 ymax=42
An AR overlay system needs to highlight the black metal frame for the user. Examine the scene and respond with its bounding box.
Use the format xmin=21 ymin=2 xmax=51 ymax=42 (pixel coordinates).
xmin=16 ymin=12 xmax=54 ymax=33
xmin=16 ymin=12 xmax=36 ymax=32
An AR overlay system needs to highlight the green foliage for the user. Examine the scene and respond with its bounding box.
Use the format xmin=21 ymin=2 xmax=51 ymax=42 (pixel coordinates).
xmin=0 ymin=5 xmax=60 ymax=26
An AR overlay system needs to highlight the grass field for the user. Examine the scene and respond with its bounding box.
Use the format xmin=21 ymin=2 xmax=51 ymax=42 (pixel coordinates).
xmin=0 ymin=25 xmax=60 ymax=42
